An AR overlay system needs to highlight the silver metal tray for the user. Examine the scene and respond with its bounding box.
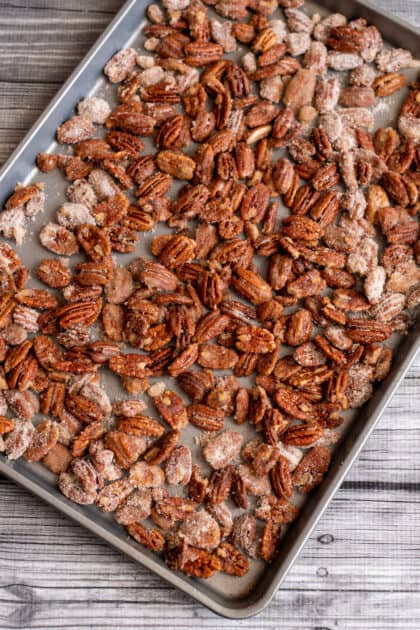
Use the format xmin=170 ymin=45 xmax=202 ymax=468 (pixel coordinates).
xmin=0 ymin=0 xmax=419 ymax=619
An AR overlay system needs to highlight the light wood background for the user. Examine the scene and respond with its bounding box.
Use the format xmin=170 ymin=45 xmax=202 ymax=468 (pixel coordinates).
xmin=0 ymin=1 xmax=419 ymax=628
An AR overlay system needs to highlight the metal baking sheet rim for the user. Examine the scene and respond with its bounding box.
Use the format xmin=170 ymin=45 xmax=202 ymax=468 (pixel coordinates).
xmin=0 ymin=0 xmax=419 ymax=619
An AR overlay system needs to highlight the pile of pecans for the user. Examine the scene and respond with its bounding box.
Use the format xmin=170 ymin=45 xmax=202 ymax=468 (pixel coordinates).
xmin=0 ymin=0 xmax=420 ymax=578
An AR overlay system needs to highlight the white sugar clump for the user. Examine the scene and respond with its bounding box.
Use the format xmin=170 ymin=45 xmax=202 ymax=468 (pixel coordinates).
xmin=78 ymin=97 xmax=111 ymax=124
xmin=57 ymin=202 xmax=95 ymax=229
xmin=0 ymin=208 xmax=26 ymax=244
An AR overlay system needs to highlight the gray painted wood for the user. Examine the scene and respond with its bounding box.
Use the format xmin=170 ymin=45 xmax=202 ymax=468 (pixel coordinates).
xmin=0 ymin=1 xmax=419 ymax=628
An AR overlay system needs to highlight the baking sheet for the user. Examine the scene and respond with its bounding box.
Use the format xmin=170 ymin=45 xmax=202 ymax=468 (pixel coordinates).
xmin=0 ymin=0 xmax=419 ymax=619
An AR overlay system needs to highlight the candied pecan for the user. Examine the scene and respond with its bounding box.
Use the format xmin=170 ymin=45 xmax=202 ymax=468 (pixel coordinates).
xmin=283 ymin=69 xmax=317 ymax=111
xmin=4 ymin=340 xmax=32 ymax=374
xmin=129 ymin=461 xmax=165 ymax=488
xmin=167 ymin=343 xmax=199 ymax=377
xmin=36 ymin=259 xmax=71 ymax=289
xmin=22 ymin=420 xmax=59 ymax=462
xmin=376 ymin=47 xmax=415 ymax=73
xmin=127 ymin=522 xmax=165 ymax=552
xmin=57 ymin=299 xmax=102 ymax=329
xmin=63 ymin=157 xmax=92 ymax=181
xmin=89 ymin=440 xmax=121 ymax=481
xmin=282 ymin=424 xmax=323 ymax=448
xmin=113 ymin=401 xmax=147 ymax=419
xmin=105 ymin=431 xmax=147 ymax=468
xmin=184 ymin=42 xmax=223 ymax=67
xmin=372 ymin=292 xmax=406 ymax=323
xmin=104 ymin=48 xmax=136 ymax=83
xmin=232 ymin=352 xmax=257 ymax=377
xmin=314 ymin=334 xmax=345 ymax=364
xmin=72 ymin=421 xmax=105 ymax=458
xmin=243 ymin=401 xmax=266 ymax=437
xmin=64 ymin=393 xmax=104 ymax=424
xmin=231 ymin=513 xmax=258 ymax=558
xmin=240 ymin=182 xmax=270 ymax=222
xmin=231 ymin=267 xmax=272 ymax=305
xmin=156 ymin=150 xmax=196 ymax=180
xmin=101 ymin=304 xmax=123 ymax=342
xmin=4 ymin=418 xmax=35 ymax=460
xmin=260 ymin=521 xmax=282 ymax=563
xmin=108 ymin=225 xmax=139 ymax=253
xmin=185 ymin=464 xmax=207 ymax=504
xmin=59 ymin=469 xmax=97 ymax=506
xmin=92 ymin=193 xmax=129 ymax=227
xmin=178 ymin=370 xmax=213 ymax=404
xmin=287 ymin=269 xmax=326 ymax=298
xmin=197 ymin=344 xmax=238 ymax=370
xmin=39 ymin=223 xmax=79 ymax=256
xmin=263 ymin=409 xmax=289 ymax=446
xmin=282 ymin=215 xmax=323 ymax=241
xmin=153 ymin=234 xmax=195 ymax=269
xmin=118 ymin=415 xmax=165 ymax=438
xmin=207 ymin=465 xmax=234 ymax=505
xmin=325 ymin=25 xmax=366 ymax=52
xmin=177 ymin=546 xmax=222 ymax=579
xmin=231 ymin=459 xmax=250 ymax=504
xmin=285 ymin=309 xmax=312 ymax=346
xmin=0 ymin=417 xmax=15 ymax=435
xmin=42 ymin=443 xmax=72 ymax=475
xmin=150 ymin=386 xmax=188 ymax=429
xmin=382 ymin=171 xmax=418 ymax=207
xmin=109 ymin=353 xmax=149 ymax=378
xmin=187 ymin=401 xmax=222 ymax=433
xmin=237 ymin=463 xmax=271 ymax=496
xmin=96 ymin=478 xmax=133 ymax=513
xmin=152 ymin=496 xmax=195 ymax=530
xmin=40 ymin=383 xmax=65 ymax=418
xmin=114 ymin=488 xmax=152 ymax=525
xmin=112 ymin=198 xmax=141 ymax=232
xmin=256 ymin=495 xmax=298 ymax=526
xmin=143 ymin=429 xmax=180 ymax=465
xmin=215 ymin=541 xmax=250 ymax=576
xmin=248 ymin=442 xmax=278 ymax=476
xmin=7 ymin=353 xmax=38 ymax=391
xmin=270 ymin=455 xmax=293 ymax=499
xmin=274 ymin=385 xmax=319 ymax=422
xmin=235 ymin=325 xmax=276 ymax=354
xmin=76 ymin=224 xmax=111 ymax=261
xmin=347 ymin=318 xmax=392 ymax=343
xmin=193 ymin=312 xmax=228 ymax=345
xmin=313 ymin=162 xmax=341 ymax=191
xmin=106 ymin=104 xmax=155 ymax=135
xmin=292 ymin=445 xmax=331 ymax=492
xmin=373 ymin=72 xmax=406 ymax=97
xmin=122 ymin=187 xmax=161 ymax=221
xmin=201 ymin=429 xmax=243 ymax=471
xmin=165 ymin=445 xmax=192 ymax=486
xmin=37 ymin=152 xmax=59 ymax=172
xmin=57 ymin=116 xmax=95 ymax=144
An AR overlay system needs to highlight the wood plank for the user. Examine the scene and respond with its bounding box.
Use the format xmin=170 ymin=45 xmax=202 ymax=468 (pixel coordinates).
xmin=0 ymin=593 xmax=419 ymax=630
xmin=0 ymin=3 xmax=125 ymax=85
xmin=0 ymin=480 xmax=419 ymax=629
xmin=1 ymin=0 xmax=122 ymax=12
xmin=0 ymin=480 xmax=419 ymax=590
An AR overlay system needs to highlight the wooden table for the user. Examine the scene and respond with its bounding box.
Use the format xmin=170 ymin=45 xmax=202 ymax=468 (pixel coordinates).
xmin=0 ymin=1 xmax=419 ymax=628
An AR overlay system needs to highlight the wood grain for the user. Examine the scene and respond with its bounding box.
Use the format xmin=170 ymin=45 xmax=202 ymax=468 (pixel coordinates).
xmin=0 ymin=1 xmax=419 ymax=628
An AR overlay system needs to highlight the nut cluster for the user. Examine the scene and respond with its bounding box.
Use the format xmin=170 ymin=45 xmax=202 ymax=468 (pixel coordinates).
xmin=0 ymin=0 xmax=419 ymax=579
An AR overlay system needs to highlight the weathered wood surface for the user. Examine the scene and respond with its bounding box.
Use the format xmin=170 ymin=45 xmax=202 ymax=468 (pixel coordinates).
xmin=0 ymin=1 xmax=419 ymax=628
